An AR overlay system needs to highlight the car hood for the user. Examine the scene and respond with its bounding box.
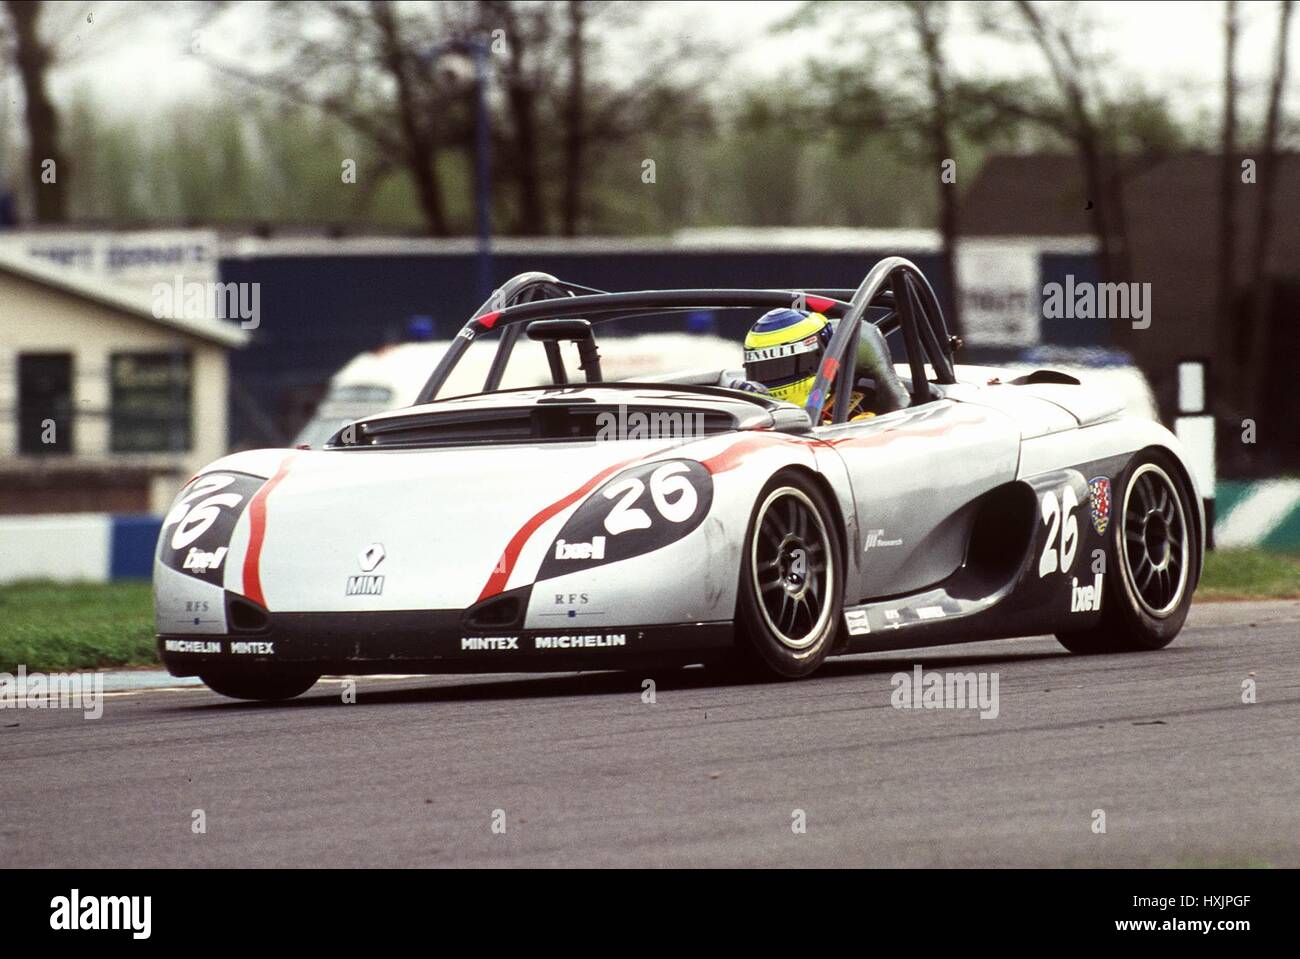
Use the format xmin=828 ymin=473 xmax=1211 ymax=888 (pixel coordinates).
xmin=197 ymin=437 xmax=713 ymax=613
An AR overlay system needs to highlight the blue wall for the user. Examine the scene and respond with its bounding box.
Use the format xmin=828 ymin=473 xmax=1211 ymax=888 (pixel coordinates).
xmin=110 ymin=515 xmax=162 ymax=579
xmin=220 ymin=248 xmax=944 ymax=448
xmin=1039 ymin=252 xmax=1106 ymax=347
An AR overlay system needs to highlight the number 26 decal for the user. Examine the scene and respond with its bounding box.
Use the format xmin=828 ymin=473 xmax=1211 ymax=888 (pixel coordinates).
xmin=538 ymin=459 xmax=714 ymax=578
xmin=1038 ymin=486 xmax=1079 ymax=577
xmin=602 ymin=462 xmax=699 ymax=535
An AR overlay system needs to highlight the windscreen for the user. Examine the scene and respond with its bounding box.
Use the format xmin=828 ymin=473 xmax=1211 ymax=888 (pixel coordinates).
xmin=437 ymin=313 xmax=751 ymax=400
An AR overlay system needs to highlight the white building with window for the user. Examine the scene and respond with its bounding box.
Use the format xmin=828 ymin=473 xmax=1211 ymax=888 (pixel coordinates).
xmin=0 ymin=246 xmax=248 ymax=516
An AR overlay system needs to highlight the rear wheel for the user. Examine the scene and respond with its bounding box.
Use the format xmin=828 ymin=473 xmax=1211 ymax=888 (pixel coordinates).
xmin=200 ymin=670 xmax=320 ymax=701
xmin=733 ymin=473 xmax=844 ymax=678
xmin=1056 ymin=453 xmax=1197 ymax=654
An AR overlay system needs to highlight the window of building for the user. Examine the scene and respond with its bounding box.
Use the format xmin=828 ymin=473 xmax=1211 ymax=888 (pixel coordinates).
xmin=110 ymin=351 xmax=193 ymax=453
xmin=18 ymin=353 xmax=74 ymax=455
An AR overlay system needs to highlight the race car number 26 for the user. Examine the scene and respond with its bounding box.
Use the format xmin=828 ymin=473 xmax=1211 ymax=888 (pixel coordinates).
xmin=538 ymin=459 xmax=714 ymax=578
xmin=159 ymin=471 xmax=266 ymax=585
xmin=1038 ymin=486 xmax=1079 ymax=578
xmin=601 ymin=462 xmax=698 ymax=534
xmin=165 ymin=474 xmax=247 ymax=550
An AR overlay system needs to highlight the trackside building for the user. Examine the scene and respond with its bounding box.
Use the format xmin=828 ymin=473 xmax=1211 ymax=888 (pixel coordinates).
xmin=0 ymin=247 xmax=247 ymax=581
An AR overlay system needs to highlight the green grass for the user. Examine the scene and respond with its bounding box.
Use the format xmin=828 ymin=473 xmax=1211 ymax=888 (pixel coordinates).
xmin=1199 ymin=549 xmax=1300 ymax=601
xmin=0 ymin=549 xmax=1297 ymax=673
xmin=0 ymin=580 xmax=157 ymax=673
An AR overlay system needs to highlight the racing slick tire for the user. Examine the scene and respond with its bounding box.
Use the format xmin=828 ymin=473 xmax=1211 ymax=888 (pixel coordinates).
xmin=199 ymin=670 xmax=320 ymax=701
xmin=1056 ymin=451 xmax=1199 ymax=655
xmin=732 ymin=471 xmax=845 ymax=679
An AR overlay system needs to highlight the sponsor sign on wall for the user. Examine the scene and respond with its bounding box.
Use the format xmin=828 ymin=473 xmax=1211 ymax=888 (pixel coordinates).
xmin=956 ymin=241 xmax=1040 ymax=347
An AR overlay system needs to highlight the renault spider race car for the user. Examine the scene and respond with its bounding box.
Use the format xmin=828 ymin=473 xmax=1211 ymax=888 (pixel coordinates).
xmin=155 ymin=258 xmax=1203 ymax=700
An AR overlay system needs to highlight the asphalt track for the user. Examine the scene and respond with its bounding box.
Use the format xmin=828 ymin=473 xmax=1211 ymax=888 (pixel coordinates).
xmin=3 ymin=600 xmax=1297 ymax=867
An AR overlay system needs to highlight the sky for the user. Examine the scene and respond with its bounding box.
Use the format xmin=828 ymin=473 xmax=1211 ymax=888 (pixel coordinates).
xmin=28 ymin=1 xmax=1300 ymax=131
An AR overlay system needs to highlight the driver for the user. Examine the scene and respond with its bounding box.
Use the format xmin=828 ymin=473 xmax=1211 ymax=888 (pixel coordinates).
xmin=726 ymin=307 xmax=909 ymax=420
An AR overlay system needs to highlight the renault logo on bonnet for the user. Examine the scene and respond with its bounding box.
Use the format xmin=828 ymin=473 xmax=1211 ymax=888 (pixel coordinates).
xmin=359 ymin=544 xmax=385 ymax=572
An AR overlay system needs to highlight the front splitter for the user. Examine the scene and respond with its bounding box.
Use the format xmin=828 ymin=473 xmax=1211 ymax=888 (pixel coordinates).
xmin=158 ymin=610 xmax=734 ymax=676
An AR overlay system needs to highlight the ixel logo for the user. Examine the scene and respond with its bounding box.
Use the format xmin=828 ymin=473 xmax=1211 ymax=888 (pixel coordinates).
xmin=1071 ymin=573 xmax=1104 ymax=612
xmin=555 ymin=536 xmax=605 ymax=560
xmin=182 ymin=546 xmax=226 ymax=572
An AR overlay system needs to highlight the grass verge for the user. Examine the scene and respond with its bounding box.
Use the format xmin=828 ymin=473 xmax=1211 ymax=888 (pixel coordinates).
xmin=1198 ymin=549 xmax=1300 ymax=601
xmin=0 ymin=580 xmax=157 ymax=673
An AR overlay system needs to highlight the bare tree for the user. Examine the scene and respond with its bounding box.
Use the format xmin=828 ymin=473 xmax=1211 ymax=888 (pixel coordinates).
xmin=561 ymin=0 xmax=586 ymax=236
xmin=1216 ymin=0 xmax=1240 ymax=366
xmin=372 ymin=0 xmax=448 ymax=234
xmin=1242 ymin=0 xmax=1295 ymax=408
xmin=4 ymin=0 xmax=66 ymax=222
xmin=783 ymin=1 xmax=966 ymax=329
xmin=907 ymin=0 xmax=961 ymax=333
xmin=1012 ymin=0 xmax=1129 ymax=282
xmin=205 ymin=1 xmax=460 ymax=236
xmin=1 ymin=0 xmax=164 ymax=224
xmin=477 ymin=0 xmax=549 ymax=234
xmin=205 ymin=0 xmax=704 ymax=236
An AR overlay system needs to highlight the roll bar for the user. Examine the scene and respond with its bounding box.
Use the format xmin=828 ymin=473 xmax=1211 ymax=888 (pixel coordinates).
xmin=414 ymin=258 xmax=958 ymax=424
xmin=806 ymin=257 xmax=957 ymax=423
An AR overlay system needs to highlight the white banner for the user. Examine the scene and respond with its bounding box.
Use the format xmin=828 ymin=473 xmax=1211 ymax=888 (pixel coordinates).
xmin=956 ymin=241 xmax=1040 ymax=347
xmin=0 ymin=229 xmax=218 ymax=295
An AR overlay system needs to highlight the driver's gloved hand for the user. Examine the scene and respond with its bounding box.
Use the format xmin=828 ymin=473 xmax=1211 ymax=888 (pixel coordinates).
xmin=722 ymin=377 xmax=770 ymax=395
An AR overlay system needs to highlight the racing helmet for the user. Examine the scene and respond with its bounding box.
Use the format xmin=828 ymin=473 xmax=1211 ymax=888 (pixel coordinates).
xmin=743 ymin=308 xmax=831 ymax=407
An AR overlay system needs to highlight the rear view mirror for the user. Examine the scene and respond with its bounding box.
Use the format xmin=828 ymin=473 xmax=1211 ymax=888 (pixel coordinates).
xmin=525 ymin=319 xmax=601 ymax=384
xmin=525 ymin=318 xmax=592 ymax=342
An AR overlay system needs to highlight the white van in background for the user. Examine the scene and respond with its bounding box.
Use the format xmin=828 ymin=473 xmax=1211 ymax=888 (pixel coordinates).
xmin=293 ymin=332 xmax=743 ymax=448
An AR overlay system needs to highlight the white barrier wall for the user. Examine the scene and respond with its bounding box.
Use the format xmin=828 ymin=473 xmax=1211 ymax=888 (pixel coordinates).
xmin=0 ymin=514 xmax=113 ymax=583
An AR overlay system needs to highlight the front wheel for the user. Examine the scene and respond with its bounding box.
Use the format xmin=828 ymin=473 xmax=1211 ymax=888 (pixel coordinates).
xmin=733 ymin=473 xmax=845 ymax=679
xmin=200 ymin=670 xmax=320 ymax=701
xmin=1056 ymin=453 xmax=1198 ymax=654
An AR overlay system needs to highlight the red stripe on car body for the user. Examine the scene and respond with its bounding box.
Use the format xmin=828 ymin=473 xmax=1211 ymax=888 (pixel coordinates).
xmin=699 ymin=432 xmax=818 ymax=476
xmin=241 ymin=454 xmax=297 ymax=607
xmin=827 ymin=409 xmax=989 ymax=450
xmin=477 ymin=452 xmax=655 ymax=601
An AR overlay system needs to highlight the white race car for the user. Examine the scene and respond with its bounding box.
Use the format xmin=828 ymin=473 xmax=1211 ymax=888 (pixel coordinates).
xmin=155 ymin=259 xmax=1204 ymax=700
